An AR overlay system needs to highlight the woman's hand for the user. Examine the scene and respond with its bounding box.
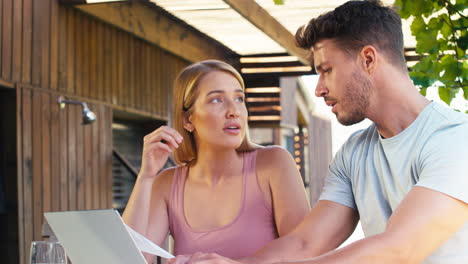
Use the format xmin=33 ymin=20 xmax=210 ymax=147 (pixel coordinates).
xmin=168 ymin=253 xmax=243 ymax=264
xmin=139 ymin=126 xmax=183 ymax=180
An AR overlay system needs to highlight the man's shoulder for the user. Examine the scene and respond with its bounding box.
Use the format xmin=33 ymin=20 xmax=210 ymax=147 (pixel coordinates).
xmin=332 ymin=123 xmax=378 ymax=164
xmin=341 ymin=124 xmax=377 ymax=150
xmin=431 ymin=102 xmax=468 ymax=126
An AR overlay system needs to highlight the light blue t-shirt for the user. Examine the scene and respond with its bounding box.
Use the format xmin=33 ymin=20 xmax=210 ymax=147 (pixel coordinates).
xmin=320 ymin=102 xmax=468 ymax=264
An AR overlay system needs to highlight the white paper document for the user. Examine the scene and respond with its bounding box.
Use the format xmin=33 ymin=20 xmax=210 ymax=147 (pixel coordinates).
xmin=125 ymin=223 xmax=174 ymax=259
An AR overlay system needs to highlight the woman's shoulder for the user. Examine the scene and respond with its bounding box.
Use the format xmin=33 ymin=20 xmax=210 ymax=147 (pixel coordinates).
xmin=152 ymin=165 xmax=183 ymax=198
xmin=256 ymin=145 xmax=294 ymax=164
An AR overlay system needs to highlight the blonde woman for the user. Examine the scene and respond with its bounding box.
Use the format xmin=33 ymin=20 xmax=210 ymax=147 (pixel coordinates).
xmin=123 ymin=60 xmax=310 ymax=263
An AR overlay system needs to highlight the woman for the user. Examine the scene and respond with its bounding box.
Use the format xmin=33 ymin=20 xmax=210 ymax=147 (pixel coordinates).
xmin=123 ymin=60 xmax=310 ymax=263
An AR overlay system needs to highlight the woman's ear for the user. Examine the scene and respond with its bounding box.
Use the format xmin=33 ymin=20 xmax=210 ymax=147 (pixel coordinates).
xmin=359 ymin=45 xmax=377 ymax=74
xmin=183 ymin=114 xmax=194 ymax=133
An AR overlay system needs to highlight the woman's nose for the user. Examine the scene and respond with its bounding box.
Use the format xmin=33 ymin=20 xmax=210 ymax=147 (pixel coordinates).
xmin=225 ymin=100 xmax=240 ymax=118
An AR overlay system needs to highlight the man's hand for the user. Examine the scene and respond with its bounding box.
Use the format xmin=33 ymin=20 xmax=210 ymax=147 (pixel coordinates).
xmin=168 ymin=253 xmax=242 ymax=264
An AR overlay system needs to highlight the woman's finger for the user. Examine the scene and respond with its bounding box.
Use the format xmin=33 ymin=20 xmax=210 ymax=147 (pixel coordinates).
xmin=144 ymin=131 xmax=180 ymax=150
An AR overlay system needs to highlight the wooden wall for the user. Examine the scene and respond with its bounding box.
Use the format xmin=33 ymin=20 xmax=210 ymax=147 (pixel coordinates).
xmin=1 ymin=0 xmax=188 ymax=119
xmin=16 ymin=86 xmax=113 ymax=264
xmin=0 ymin=0 xmax=195 ymax=263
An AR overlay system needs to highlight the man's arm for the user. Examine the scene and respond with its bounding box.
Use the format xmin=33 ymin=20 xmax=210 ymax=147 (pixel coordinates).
xmin=241 ymin=200 xmax=358 ymax=264
xmin=286 ymin=186 xmax=468 ymax=264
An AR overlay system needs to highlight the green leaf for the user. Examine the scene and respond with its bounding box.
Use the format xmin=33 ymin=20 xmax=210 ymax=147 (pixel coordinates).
xmin=415 ymin=30 xmax=439 ymax=53
xmin=438 ymin=87 xmax=451 ymax=105
xmin=463 ymin=86 xmax=468 ymax=100
xmin=440 ymin=20 xmax=452 ymax=39
xmin=420 ymin=87 xmax=427 ymax=96
xmin=395 ymin=0 xmax=411 ymax=18
xmin=456 ymin=46 xmax=466 ymax=58
xmin=438 ymin=87 xmax=459 ymax=105
xmin=427 ymin=17 xmax=442 ymax=31
xmin=410 ymin=71 xmax=432 ymax=88
xmin=273 ymin=0 xmax=285 ymax=5
xmin=411 ymin=16 xmax=427 ymax=36
xmin=440 ymin=55 xmax=461 ymax=85
xmin=458 ymin=34 xmax=468 ymax=51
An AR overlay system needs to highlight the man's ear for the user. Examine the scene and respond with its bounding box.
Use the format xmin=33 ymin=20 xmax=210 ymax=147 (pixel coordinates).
xmin=359 ymin=45 xmax=377 ymax=74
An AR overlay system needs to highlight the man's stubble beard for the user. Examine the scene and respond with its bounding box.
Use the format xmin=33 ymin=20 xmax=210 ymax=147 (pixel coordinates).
xmin=336 ymin=70 xmax=373 ymax=126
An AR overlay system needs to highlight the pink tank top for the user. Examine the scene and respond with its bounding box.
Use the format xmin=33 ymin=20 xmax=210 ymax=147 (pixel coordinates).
xmin=168 ymin=150 xmax=278 ymax=259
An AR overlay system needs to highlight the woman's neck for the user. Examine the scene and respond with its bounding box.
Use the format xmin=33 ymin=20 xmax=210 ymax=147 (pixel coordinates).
xmin=189 ymin=146 xmax=243 ymax=186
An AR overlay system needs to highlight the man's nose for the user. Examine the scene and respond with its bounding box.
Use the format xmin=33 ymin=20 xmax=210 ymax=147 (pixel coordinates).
xmin=315 ymin=80 xmax=328 ymax=97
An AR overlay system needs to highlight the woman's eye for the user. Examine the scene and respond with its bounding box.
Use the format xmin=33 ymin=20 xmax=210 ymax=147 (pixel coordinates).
xmin=210 ymin=97 xmax=222 ymax=103
xmin=235 ymin=96 xmax=244 ymax=103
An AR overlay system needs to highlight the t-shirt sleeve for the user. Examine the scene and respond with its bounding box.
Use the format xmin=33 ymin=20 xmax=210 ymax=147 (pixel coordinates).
xmin=416 ymin=123 xmax=468 ymax=203
xmin=319 ymin=145 xmax=357 ymax=210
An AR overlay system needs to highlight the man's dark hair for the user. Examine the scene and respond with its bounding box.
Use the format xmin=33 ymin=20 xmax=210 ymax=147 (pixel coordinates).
xmin=295 ymin=0 xmax=406 ymax=70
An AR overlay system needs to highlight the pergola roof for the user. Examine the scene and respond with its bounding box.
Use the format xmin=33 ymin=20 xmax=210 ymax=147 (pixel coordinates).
xmin=152 ymin=0 xmax=416 ymax=57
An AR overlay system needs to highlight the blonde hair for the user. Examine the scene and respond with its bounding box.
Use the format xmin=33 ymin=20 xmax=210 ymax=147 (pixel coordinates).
xmin=172 ymin=60 xmax=254 ymax=164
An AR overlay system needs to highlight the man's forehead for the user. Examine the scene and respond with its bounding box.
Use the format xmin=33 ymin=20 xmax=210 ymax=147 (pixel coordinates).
xmin=311 ymin=39 xmax=335 ymax=53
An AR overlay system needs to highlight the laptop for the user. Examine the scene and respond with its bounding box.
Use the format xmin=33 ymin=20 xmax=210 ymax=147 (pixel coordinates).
xmin=45 ymin=209 xmax=156 ymax=264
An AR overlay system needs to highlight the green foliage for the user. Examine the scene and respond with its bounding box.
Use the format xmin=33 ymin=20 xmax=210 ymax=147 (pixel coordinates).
xmin=394 ymin=0 xmax=467 ymax=106
xmin=273 ymin=0 xmax=285 ymax=5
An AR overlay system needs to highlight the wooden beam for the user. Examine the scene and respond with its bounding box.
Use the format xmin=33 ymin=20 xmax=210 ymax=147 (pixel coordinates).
xmin=223 ymin=0 xmax=310 ymax=65
xmin=73 ymin=2 xmax=238 ymax=63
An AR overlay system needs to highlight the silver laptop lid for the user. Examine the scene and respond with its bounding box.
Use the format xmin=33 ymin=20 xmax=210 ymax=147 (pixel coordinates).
xmin=45 ymin=209 xmax=147 ymax=264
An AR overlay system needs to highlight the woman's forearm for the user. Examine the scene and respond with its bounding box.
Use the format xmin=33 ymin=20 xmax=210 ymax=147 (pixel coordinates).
xmin=122 ymin=177 xmax=155 ymax=235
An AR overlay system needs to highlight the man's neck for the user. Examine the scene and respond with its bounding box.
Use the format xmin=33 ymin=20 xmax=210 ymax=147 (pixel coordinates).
xmin=366 ymin=72 xmax=430 ymax=139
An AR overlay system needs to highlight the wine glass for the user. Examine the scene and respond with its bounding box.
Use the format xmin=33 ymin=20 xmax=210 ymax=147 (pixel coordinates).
xmin=30 ymin=241 xmax=67 ymax=264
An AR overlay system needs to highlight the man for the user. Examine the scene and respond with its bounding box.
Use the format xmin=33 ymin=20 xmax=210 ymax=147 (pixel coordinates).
xmin=168 ymin=1 xmax=468 ymax=263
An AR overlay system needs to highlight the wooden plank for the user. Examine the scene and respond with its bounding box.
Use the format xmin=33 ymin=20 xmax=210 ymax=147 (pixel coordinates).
xmin=118 ymin=31 xmax=125 ymax=107
xmin=92 ymin=105 xmax=99 ymax=209
xmin=97 ymin=21 xmax=104 ymax=101
xmin=99 ymin=105 xmax=106 ymax=208
xmin=67 ymin=9 xmax=75 ymax=94
xmin=21 ymin=0 xmax=32 ymax=83
xmin=123 ymin=35 xmax=130 ymax=107
xmin=75 ymin=11 xmax=83 ymax=97
xmin=32 ymin=90 xmax=42 ymax=241
xmin=67 ymin=102 xmax=77 ymax=210
xmin=2 ymin=0 xmax=12 ymax=80
xmin=74 ymin=2 xmax=235 ymax=63
xmin=12 ymin=0 xmax=22 ymax=82
xmin=41 ymin=0 xmax=51 ymax=89
xmin=22 ymin=88 xmax=34 ymax=264
xmin=59 ymin=97 xmax=69 ymax=211
xmin=16 ymin=87 xmax=25 ymax=264
xmin=84 ymin=115 xmax=92 ymax=209
xmin=110 ymin=27 xmax=117 ymax=104
xmin=144 ymin=43 xmax=151 ymax=113
xmin=128 ymin=35 xmax=134 ymax=108
xmin=50 ymin=91 xmax=60 ymax=212
xmin=41 ymin=93 xmax=51 ymax=215
xmin=223 ymin=0 xmax=309 ymax=65
xmin=103 ymin=25 xmax=112 ymax=104
xmin=31 ymin=0 xmax=43 ymax=86
xmin=50 ymin=0 xmax=59 ymax=90
xmin=76 ymin=107 xmax=85 ymax=210
xmin=82 ymin=16 xmax=90 ymax=97
xmin=153 ymin=50 xmax=166 ymax=115
xmin=58 ymin=6 xmax=68 ymax=91
xmin=106 ymin=107 xmax=113 ymax=207
xmin=89 ymin=19 xmax=97 ymax=99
